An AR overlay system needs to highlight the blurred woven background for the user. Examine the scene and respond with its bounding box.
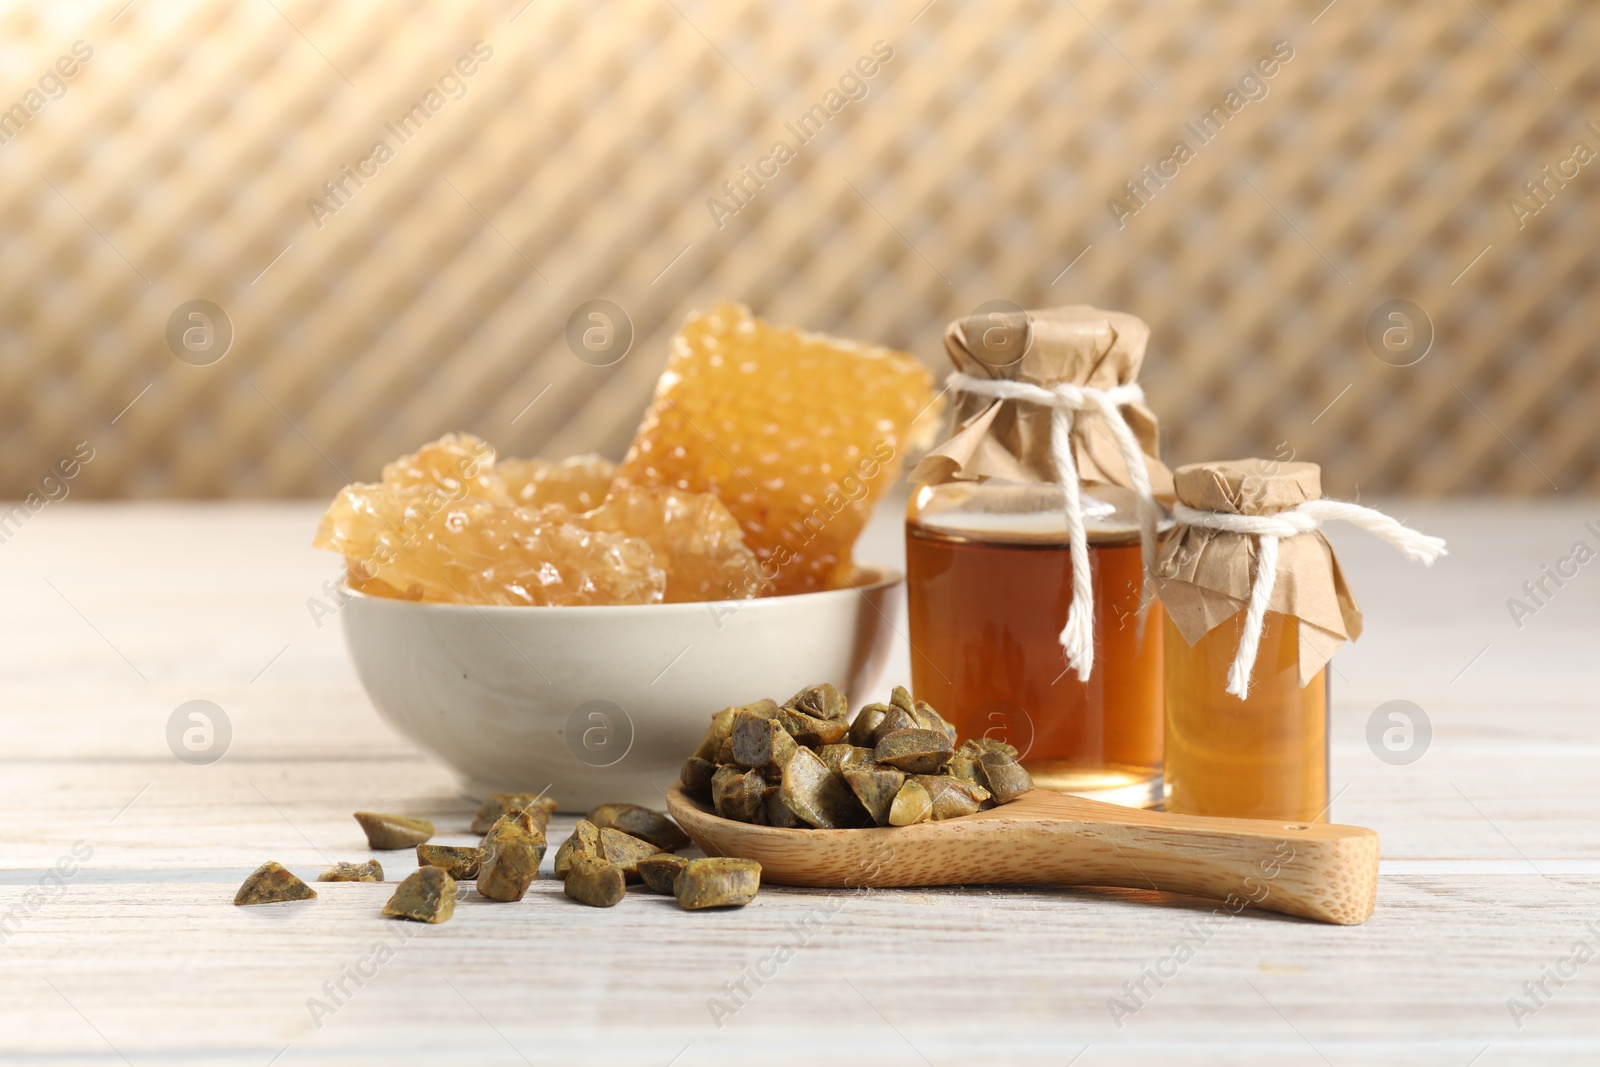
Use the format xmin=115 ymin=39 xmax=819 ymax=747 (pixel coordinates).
xmin=1 ymin=0 xmax=1594 ymax=500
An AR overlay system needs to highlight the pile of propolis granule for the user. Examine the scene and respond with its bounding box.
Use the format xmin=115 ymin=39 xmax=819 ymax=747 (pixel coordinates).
xmin=313 ymin=303 xmax=937 ymax=605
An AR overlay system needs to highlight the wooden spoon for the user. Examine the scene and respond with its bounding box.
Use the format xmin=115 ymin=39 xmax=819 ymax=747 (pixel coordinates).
xmin=666 ymin=784 xmax=1378 ymax=924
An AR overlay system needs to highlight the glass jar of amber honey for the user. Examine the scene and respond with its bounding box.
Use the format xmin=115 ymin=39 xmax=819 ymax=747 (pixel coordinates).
xmin=1156 ymin=459 xmax=1446 ymax=822
xmin=1163 ymin=612 xmax=1330 ymax=821
xmin=907 ymin=480 xmax=1166 ymax=806
xmin=906 ymin=304 xmax=1172 ymax=807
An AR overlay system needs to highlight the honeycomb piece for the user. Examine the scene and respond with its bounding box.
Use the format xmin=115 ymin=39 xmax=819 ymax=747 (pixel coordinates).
xmin=617 ymin=302 xmax=934 ymax=595
xmin=498 ymin=454 xmax=616 ymax=511
xmin=579 ymin=484 xmax=767 ymax=602
xmin=381 ymin=432 xmax=508 ymax=503
xmin=313 ymin=483 xmax=664 ymax=606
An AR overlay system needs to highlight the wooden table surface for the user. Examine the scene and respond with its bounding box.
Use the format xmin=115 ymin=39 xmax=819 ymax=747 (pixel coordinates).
xmin=2 ymin=497 xmax=1597 ymax=1066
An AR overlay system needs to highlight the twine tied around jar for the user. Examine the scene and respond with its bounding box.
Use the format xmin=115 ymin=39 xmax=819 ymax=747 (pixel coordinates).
xmin=945 ymin=371 xmax=1161 ymax=681
xmin=1171 ymin=499 xmax=1448 ymax=698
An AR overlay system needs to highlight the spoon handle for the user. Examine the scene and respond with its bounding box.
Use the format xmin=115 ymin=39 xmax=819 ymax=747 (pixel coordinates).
xmin=1004 ymin=792 xmax=1379 ymax=925
xmin=665 ymin=785 xmax=1380 ymax=925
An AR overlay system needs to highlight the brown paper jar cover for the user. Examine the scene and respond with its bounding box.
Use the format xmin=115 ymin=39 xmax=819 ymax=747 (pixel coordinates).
xmin=910 ymin=304 xmax=1173 ymax=500
xmin=1156 ymin=458 xmax=1363 ymax=687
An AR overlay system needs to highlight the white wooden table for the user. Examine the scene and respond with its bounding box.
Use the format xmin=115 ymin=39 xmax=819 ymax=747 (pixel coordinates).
xmin=2 ymin=497 xmax=1596 ymax=1066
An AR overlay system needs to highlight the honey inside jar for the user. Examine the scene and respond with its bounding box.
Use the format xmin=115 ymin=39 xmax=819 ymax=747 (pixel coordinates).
xmin=905 ymin=483 xmax=1165 ymax=808
xmin=1162 ymin=611 xmax=1328 ymax=822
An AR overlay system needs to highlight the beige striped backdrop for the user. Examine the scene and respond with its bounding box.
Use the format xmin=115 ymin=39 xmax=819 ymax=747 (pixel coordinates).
xmin=1 ymin=0 xmax=1594 ymax=501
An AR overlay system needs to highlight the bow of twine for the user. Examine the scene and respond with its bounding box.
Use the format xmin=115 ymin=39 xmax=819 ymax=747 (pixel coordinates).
xmin=1171 ymin=499 xmax=1448 ymax=698
xmin=946 ymin=371 xmax=1160 ymax=682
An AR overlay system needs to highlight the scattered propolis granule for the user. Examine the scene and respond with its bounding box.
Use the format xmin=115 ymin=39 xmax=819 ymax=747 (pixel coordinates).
xmin=313 ymin=484 xmax=665 ymax=606
xmin=498 ymin=454 xmax=617 ymax=511
xmin=352 ymin=811 xmax=434 ymax=850
xmin=233 ymin=861 xmax=316 ymax=906
xmin=317 ymin=860 xmax=383 ymax=882
xmin=580 ymin=485 xmax=768 ymax=602
xmin=617 ymin=303 xmax=935 ymax=595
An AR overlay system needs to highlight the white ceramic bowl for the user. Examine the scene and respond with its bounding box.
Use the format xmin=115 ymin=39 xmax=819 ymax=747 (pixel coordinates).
xmin=340 ymin=569 xmax=901 ymax=811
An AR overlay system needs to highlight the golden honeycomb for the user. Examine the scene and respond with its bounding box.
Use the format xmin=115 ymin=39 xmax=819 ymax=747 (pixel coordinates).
xmin=617 ymin=302 xmax=934 ymax=596
xmin=380 ymin=432 xmax=508 ymax=503
xmin=580 ymin=484 xmax=767 ymax=603
xmin=314 ymin=483 xmax=665 ymax=606
xmin=498 ymin=454 xmax=617 ymax=511
xmin=314 ymin=434 xmax=762 ymax=606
